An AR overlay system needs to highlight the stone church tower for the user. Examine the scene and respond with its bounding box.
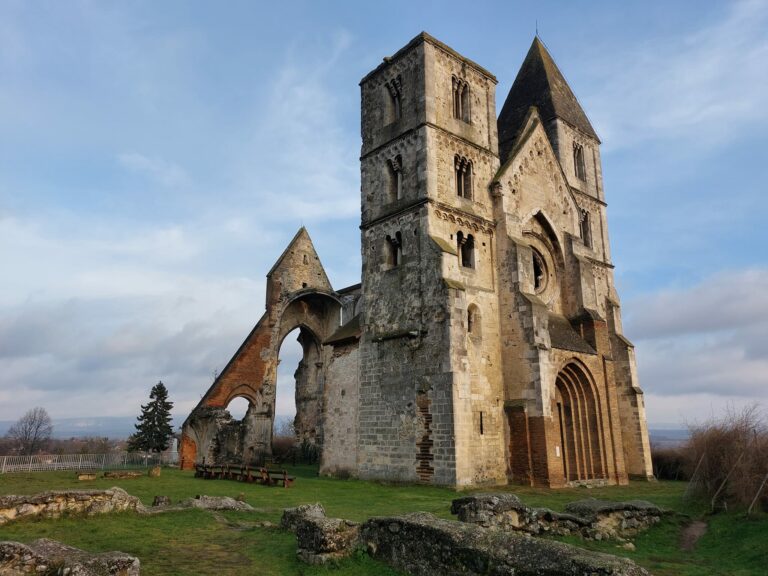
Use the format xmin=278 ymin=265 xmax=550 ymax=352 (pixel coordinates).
xmin=180 ymin=33 xmax=653 ymax=488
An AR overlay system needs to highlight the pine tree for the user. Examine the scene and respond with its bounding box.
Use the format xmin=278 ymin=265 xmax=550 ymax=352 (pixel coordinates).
xmin=127 ymin=381 xmax=174 ymax=453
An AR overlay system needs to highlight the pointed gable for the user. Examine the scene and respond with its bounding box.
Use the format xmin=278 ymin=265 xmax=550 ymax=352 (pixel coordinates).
xmin=498 ymin=37 xmax=598 ymax=164
xmin=265 ymin=227 xmax=332 ymax=306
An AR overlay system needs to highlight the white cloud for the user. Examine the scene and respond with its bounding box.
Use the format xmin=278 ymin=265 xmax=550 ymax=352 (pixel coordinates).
xmin=628 ymin=269 xmax=768 ymax=340
xmin=626 ymin=268 xmax=768 ymax=414
xmin=229 ymin=30 xmax=360 ymax=222
xmin=644 ymin=392 xmax=762 ymax=428
xmin=117 ymin=152 xmax=191 ymax=188
xmin=587 ymin=0 xmax=768 ymax=150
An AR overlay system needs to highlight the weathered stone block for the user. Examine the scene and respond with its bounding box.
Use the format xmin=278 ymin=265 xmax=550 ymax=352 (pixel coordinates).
xmin=0 ymin=538 xmax=140 ymax=575
xmin=280 ymin=503 xmax=326 ymax=532
xmin=296 ymin=516 xmax=360 ymax=565
xmin=453 ymin=494 xmax=665 ymax=541
xmin=361 ymin=512 xmax=649 ymax=576
xmin=0 ymin=488 xmax=144 ymax=525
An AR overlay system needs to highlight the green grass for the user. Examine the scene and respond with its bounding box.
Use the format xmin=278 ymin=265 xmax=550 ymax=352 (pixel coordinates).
xmin=0 ymin=466 xmax=766 ymax=575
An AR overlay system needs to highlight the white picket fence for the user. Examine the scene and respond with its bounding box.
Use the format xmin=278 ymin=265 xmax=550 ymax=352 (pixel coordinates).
xmin=0 ymin=451 xmax=178 ymax=474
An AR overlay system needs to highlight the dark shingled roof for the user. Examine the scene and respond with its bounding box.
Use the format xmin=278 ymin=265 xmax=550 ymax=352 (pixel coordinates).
xmin=498 ymin=37 xmax=598 ymax=164
xmin=548 ymin=314 xmax=596 ymax=355
xmin=324 ymin=314 xmax=361 ymax=346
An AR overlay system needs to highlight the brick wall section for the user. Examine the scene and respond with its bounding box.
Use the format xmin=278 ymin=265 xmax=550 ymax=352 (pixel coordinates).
xmin=415 ymin=392 xmax=435 ymax=482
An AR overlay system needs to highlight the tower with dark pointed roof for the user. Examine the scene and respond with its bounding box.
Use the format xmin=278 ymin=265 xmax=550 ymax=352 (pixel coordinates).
xmin=180 ymin=33 xmax=653 ymax=488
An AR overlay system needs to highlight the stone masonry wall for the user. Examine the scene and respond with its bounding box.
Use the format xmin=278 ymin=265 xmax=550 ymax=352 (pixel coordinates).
xmin=0 ymin=488 xmax=144 ymax=525
xmin=320 ymin=342 xmax=360 ymax=476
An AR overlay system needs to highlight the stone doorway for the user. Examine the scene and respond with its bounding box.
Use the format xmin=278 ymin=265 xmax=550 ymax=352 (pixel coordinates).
xmin=554 ymin=363 xmax=607 ymax=483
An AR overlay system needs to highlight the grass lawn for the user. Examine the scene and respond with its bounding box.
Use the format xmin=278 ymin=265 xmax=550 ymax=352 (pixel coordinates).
xmin=0 ymin=465 xmax=766 ymax=575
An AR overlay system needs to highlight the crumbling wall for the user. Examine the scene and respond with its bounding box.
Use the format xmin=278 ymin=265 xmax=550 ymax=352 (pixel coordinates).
xmin=361 ymin=512 xmax=650 ymax=576
xmin=0 ymin=539 xmax=140 ymax=576
xmin=0 ymin=488 xmax=144 ymax=525
xmin=451 ymin=494 xmax=665 ymax=541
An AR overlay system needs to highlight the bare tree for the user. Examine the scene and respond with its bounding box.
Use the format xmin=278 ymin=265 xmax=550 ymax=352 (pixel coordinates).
xmin=6 ymin=407 xmax=53 ymax=455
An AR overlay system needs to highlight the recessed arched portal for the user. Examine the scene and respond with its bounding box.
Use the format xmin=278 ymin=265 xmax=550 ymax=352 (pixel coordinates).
xmin=554 ymin=363 xmax=607 ymax=483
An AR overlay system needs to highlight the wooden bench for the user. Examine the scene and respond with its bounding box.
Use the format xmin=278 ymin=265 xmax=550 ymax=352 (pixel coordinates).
xmin=193 ymin=463 xmax=295 ymax=487
xmin=258 ymin=468 xmax=295 ymax=488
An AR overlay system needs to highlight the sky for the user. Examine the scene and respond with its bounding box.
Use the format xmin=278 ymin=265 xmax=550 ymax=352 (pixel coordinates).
xmin=0 ymin=0 xmax=766 ymax=429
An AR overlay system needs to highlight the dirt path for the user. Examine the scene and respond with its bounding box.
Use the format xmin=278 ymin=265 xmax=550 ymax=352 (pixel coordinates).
xmin=680 ymin=520 xmax=708 ymax=552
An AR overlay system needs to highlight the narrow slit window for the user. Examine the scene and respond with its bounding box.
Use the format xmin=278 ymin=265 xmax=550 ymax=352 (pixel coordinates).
xmin=532 ymin=249 xmax=547 ymax=292
xmin=388 ymin=155 xmax=403 ymax=201
xmin=573 ymin=144 xmax=586 ymax=181
xmin=479 ymin=411 xmax=484 ymax=435
xmin=385 ymin=231 xmax=403 ymax=268
xmin=579 ymin=209 xmax=592 ymax=248
xmin=461 ymin=83 xmax=470 ymax=122
xmin=467 ymin=304 xmax=481 ymax=337
xmin=457 ymin=232 xmax=475 ymax=269
xmin=385 ymin=75 xmax=402 ymax=123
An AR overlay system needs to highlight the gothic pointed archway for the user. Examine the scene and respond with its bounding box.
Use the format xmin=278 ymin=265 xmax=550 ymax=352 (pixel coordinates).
xmin=554 ymin=362 xmax=607 ymax=483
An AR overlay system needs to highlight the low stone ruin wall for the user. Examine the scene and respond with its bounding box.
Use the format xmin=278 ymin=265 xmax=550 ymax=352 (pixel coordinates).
xmin=451 ymin=494 xmax=665 ymax=541
xmin=282 ymin=503 xmax=651 ymax=575
xmin=360 ymin=512 xmax=650 ymax=576
xmin=0 ymin=487 xmax=144 ymax=525
xmin=0 ymin=538 xmax=140 ymax=575
xmin=281 ymin=503 xmax=359 ymax=565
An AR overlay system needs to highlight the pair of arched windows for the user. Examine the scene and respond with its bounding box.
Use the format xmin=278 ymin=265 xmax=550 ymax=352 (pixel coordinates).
xmin=454 ymin=155 xmax=473 ymax=200
xmin=452 ymin=76 xmax=470 ymax=123
xmin=456 ymin=231 xmax=475 ymax=269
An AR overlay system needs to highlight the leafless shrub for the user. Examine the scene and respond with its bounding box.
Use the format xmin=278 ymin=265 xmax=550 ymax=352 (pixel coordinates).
xmin=684 ymin=404 xmax=768 ymax=510
xmin=271 ymin=417 xmax=297 ymax=462
xmin=652 ymin=445 xmax=689 ymax=480
xmin=5 ymin=407 xmax=53 ymax=455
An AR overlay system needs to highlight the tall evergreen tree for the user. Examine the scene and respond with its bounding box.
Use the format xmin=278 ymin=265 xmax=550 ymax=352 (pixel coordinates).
xmin=127 ymin=381 xmax=174 ymax=453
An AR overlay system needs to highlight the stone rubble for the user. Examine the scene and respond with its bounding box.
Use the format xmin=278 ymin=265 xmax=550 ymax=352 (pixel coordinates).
xmin=280 ymin=503 xmax=326 ymax=532
xmin=451 ymin=494 xmax=665 ymax=540
xmin=281 ymin=503 xmax=360 ymax=564
xmin=176 ymin=495 xmax=254 ymax=512
xmin=360 ymin=512 xmax=650 ymax=576
xmin=0 ymin=488 xmax=144 ymax=525
xmin=0 ymin=538 xmax=140 ymax=575
xmin=296 ymin=516 xmax=360 ymax=565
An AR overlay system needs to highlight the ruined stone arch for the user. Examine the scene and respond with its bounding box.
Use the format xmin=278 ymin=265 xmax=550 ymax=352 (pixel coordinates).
xmin=180 ymin=228 xmax=343 ymax=470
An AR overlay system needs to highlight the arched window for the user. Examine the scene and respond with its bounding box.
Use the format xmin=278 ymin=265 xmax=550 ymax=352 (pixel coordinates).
xmin=385 ymin=75 xmax=402 ymax=124
xmin=457 ymin=231 xmax=475 ymax=269
xmin=454 ymin=155 xmax=473 ymax=200
xmin=467 ymin=304 xmax=481 ymax=337
xmin=385 ymin=231 xmax=403 ymax=268
xmin=388 ymin=155 xmax=403 ymax=201
xmin=452 ymin=76 xmax=471 ymax=123
xmin=579 ymin=209 xmax=592 ymax=248
xmin=573 ymin=143 xmax=586 ymax=181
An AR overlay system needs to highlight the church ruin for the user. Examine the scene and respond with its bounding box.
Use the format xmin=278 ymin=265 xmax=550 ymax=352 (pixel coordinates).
xmin=180 ymin=33 xmax=654 ymax=487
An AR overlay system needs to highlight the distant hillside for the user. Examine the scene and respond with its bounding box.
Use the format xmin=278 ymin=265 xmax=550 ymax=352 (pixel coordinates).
xmin=0 ymin=416 xmax=182 ymax=439
xmin=0 ymin=413 xmax=296 ymax=440
xmin=649 ymin=428 xmax=689 ymax=448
